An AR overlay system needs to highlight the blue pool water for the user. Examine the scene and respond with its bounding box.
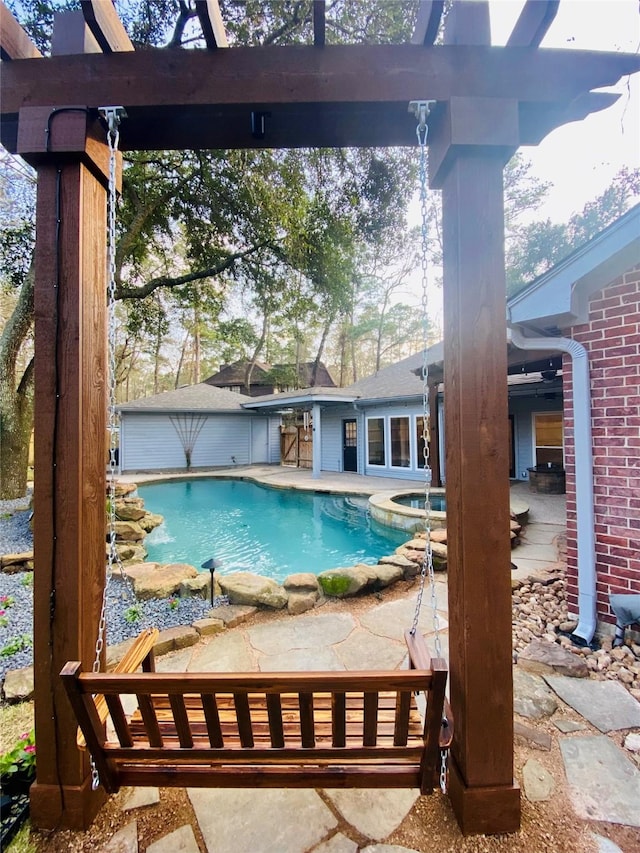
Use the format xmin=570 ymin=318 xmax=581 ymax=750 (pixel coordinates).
xmin=393 ymin=493 xmax=446 ymax=511
xmin=137 ymin=479 xmax=406 ymax=583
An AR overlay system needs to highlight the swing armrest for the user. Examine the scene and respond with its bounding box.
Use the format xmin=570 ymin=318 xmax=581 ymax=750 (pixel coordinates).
xmin=73 ymin=627 xmax=159 ymax=749
xmin=404 ymin=630 xmax=452 ymax=750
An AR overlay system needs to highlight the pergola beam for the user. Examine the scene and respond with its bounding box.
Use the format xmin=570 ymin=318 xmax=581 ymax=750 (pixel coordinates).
xmin=507 ymin=0 xmax=560 ymax=47
xmin=0 ymin=4 xmax=42 ymax=60
xmin=80 ymin=0 xmax=134 ymax=53
xmin=411 ymin=1 xmax=445 ymax=46
xmin=195 ymin=0 xmax=228 ymax=49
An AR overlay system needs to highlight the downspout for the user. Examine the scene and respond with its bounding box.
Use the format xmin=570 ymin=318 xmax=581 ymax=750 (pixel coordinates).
xmin=509 ymin=326 xmax=596 ymax=646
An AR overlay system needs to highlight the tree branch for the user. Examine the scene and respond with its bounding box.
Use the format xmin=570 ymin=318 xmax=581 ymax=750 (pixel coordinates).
xmin=115 ymin=243 xmax=269 ymax=300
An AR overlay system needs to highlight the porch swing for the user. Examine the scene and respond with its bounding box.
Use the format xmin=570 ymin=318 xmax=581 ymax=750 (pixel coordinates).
xmin=62 ymin=106 xmax=451 ymax=796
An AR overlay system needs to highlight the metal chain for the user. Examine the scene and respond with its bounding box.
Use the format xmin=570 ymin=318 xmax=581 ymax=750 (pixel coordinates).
xmin=410 ymin=103 xmax=448 ymax=796
xmin=91 ymin=108 xmax=126 ymax=791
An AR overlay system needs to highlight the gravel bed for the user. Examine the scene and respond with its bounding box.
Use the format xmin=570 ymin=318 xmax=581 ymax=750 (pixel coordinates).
xmin=0 ymin=509 xmax=33 ymax=554
xmin=0 ymin=570 xmax=228 ymax=682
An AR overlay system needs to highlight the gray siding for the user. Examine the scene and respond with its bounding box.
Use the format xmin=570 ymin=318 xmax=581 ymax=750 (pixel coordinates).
xmin=320 ymin=406 xmax=358 ymax=472
xmin=268 ymin=417 xmax=282 ymax=464
xmin=360 ymin=401 xmax=426 ymax=480
xmin=120 ymin=413 xmax=255 ymax=471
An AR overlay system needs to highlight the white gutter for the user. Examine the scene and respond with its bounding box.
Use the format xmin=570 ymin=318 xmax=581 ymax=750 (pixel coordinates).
xmin=509 ymin=326 xmax=596 ymax=646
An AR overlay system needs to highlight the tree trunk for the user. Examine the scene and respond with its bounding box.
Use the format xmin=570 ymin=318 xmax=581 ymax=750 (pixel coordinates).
xmin=0 ymin=360 xmax=34 ymax=500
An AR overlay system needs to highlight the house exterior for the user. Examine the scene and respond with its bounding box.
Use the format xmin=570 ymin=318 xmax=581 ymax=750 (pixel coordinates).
xmin=203 ymin=359 xmax=336 ymax=396
xmin=118 ymin=383 xmax=281 ymax=471
xmin=508 ymin=203 xmax=640 ymax=633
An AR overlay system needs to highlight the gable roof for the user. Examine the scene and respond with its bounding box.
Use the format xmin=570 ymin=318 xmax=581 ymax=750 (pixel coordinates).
xmin=118 ymin=383 xmax=251 ymax=413
xmin=203 ymin=360 xmax=271 ymax=385
xmin=508 ymin=203 xmax=640 ymax=329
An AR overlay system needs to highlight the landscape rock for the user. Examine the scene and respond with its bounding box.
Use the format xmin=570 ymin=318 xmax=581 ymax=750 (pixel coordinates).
xmin=0 ymin=552 xmax=34 ymax=573
xmin=192 ymin=618 xmax=225 ymax=636
xmin=378 ymin=554 xmax=418 ymax=580
xmin=154 ymin=625 xmax=199 ymax=655
xmin=518 ymin=639 xmax=589 ymax=678
xmin=114 ymin=519 xmax=146 ymax=542
xmin=138 ymin=512 xmax=164 ymax=533
xmin=283 ymin=573 xmax=320 ymax=592
xmin=2 ymin=665 xmax=34 ymax=701
xmin=287 ymin=591 xmax=319 ymax=615
xmin=317 ymin=566 xmax=370 ymax=598
xmin=179 ymin=575 xmax=214 ymax=599
xmin=373 ymin=564 xmax=404 ymax=588
xmin=115 ymin=543 xmax=147 ymax=564
xmin=115 ymin=501 xmax=146 ymax=522
xmin=217 ymin=572 xmax=288 ymax=609
xmin=125 ymin=562 xmax=198 ymax=599
xmin=208 ymin=604 xmax=257 ymax=627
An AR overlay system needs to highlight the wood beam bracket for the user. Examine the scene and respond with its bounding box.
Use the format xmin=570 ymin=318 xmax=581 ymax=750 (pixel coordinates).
xmin=428 ymin=97 xmax=519 ymax=188
xmin=16 ymin=105 xmax=121 ymax=190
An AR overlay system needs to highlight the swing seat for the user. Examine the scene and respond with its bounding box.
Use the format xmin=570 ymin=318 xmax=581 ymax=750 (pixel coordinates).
xmin=61 ymin=630 xmax=450 ymax=795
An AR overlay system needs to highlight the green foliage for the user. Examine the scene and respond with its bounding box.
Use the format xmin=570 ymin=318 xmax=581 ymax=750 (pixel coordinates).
xmin=0 ymin=634 xmax=32 ymax=657
xmin=124 ymin=605 xmax=142 ymax=624
xmin=0 ymin=729 xmax=35 ymax=778
xmin=20 ymin=573 xmax=33 ymax=587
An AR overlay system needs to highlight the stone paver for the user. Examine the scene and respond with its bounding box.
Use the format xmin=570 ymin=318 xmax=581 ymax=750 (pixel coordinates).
xmin=518 ymin=639 xmax=589 ymax=678
xmin=522 ymin=758 xmax=555 ymax=802
xmin=122 ymin=787 xmax=160 ymax=810
xmin=325 ymin=789 xmax=419 ymax=841
xmin=259 ymin=646 xmax=345 ymax=671
xmin=103 ymin=821 xmax=138 ymax=853
xmin=189 ymin=788 xmax=337 ymax=853
xmin=553 ymin=719 xmax=586 ymax=733
xmin=560 ymin=736 xmax=640 ymax=827
xmin=512 ymin=542 xmax=560 ymax=562
xmin=187 ymin=630 xmax=256 ymax=671
xmin=513 ymin=669 xmax=558 ymax=719
xmin=247 ymin=612 xmax=355 ymax=655
xmin=312 ymin=833 xmax=358 ymax=853
xmin=591 ymin=833 xmax=623 ymax=853
xmin=146 ymin=825 xmax=199 ymax=853
xmin=360 ymin=596 xmax=448 ymax=643
xmin=335 ymin=628 xmax=406 ymax=671
xmin=545 ymin=675 xmax=640 ymax=732
xmin=519 ymin=524 xmax=565 ymax=544
xmin=154 ymin=647 xmax=193 ymax=672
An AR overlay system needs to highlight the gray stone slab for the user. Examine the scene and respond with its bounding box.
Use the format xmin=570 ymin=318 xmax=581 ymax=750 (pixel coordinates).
xmin=520 ymin=524 xmax=565 ymax=545
xmin=360 ymin=596 xmax=448 ymax=643
xmin=325 ymin=789 xmax=419 ymax=841
xmin=189 ymin=788 xmax=337 ymax=853
xmin=154 ymin=648 xmax=193 ymax=673
xmin=335 ymin=629 xmax=406 ymax=671
xmin=522 ymin=758 xmax=555 ymax=802
xmin=103 ymin=821 xmax=138 ymax=853
xmin=259 ymin=646 xmax=344 ymax=671
xmin=146 ymin=825 xmax=199 ymax=853
xmin=187 ymin=630 xmax=256 ymax=672
xmin=313 ymin=833 xmax=358 ymax=853
xmin=362 ymin=847 xmax=421 ymax=853
xmin=247 ymin=612 xmax=355 ymax=655
xmin=122 ymin=787 xmax=160 ymax=810
xmin=560 ymin=735 xmax=640 ymax=827
xmin=513 ymin=542 xmax=559 ymax=561
xmin=513 ymin=669 xmax=558 ymax=719
xmin=591 ymin=833 xmax=623 ymax=853
xmin=545 ymin=675 xmax=640 ymax=732
xmin=553 ymin=719 xmax=586 ymax=733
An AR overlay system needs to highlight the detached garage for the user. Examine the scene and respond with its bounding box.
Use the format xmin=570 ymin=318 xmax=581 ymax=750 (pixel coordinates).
xmin=118 ymin=383 xmax=280 ymax=472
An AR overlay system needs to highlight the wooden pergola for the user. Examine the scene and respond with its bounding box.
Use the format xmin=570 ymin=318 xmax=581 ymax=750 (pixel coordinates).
xmin=2 ymin=0 xmax=638 ymax=837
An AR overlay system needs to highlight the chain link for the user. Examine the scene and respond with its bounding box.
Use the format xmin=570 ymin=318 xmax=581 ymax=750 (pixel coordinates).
xmin=410 ymin=104 xmax=449 ymax=797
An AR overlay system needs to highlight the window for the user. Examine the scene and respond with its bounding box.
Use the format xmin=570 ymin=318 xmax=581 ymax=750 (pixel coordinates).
xmin=390 ymin=417 xmax=410 ymax=467
xmin=534 ymin=412 xmax=564 ymax=467
xmin=229 ymin=385 xmax=242 ymax=393
xmin=367 ymin=418 xmax=385 ymax=465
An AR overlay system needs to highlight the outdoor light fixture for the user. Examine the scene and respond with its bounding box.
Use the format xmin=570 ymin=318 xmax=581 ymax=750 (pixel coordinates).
xmin=201 ymin=557 xmax=222 ymax=606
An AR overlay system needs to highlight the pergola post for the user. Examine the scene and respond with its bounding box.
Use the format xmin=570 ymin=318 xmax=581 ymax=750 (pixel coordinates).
xmin=312 ymin=402 xmax=322 ymax=478
xmin=21 ymin=110 xmax=112 ymax=829
xmin=439 ymin=151 xmax=520 ymax=833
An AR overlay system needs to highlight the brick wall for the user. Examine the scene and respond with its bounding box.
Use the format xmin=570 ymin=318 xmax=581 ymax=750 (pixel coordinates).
xmin=562 ymin=265 xmax=640 ymax=625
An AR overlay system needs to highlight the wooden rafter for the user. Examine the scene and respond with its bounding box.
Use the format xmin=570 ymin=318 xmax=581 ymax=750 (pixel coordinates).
xmin=507 ymin=0 xmax=560 ymax=47
xmin=313 ymin=1 xmax=326 ymax=47
xmin=81 ymin=0 xmax=134 ymax=53
xmin=195 ymin=0 xmax=228 ymax=49
xmin=411 ymin=1 xmax=444 ymax=46
xmin=0 ymin=4 xmax=42 ymax=60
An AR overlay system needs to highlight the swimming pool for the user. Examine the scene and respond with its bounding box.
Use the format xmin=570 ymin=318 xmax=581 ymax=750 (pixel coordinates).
xmin=137 ymin=479 xmax=406 ymax=583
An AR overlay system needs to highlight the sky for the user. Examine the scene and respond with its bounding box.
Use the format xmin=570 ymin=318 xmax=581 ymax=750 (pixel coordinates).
xmin=490 ymin=0 xmax=640 ymax=221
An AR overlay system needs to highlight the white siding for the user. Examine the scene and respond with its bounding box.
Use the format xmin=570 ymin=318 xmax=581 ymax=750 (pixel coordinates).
xmin=120 ymin=413 xmax=255 ymax=472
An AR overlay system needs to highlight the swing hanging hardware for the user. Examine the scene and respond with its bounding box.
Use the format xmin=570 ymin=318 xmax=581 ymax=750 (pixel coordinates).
xmin=408 ymin=100 xmax=436 ymax=144
xmin=98 ymin=106 xmax=128 ymax=142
